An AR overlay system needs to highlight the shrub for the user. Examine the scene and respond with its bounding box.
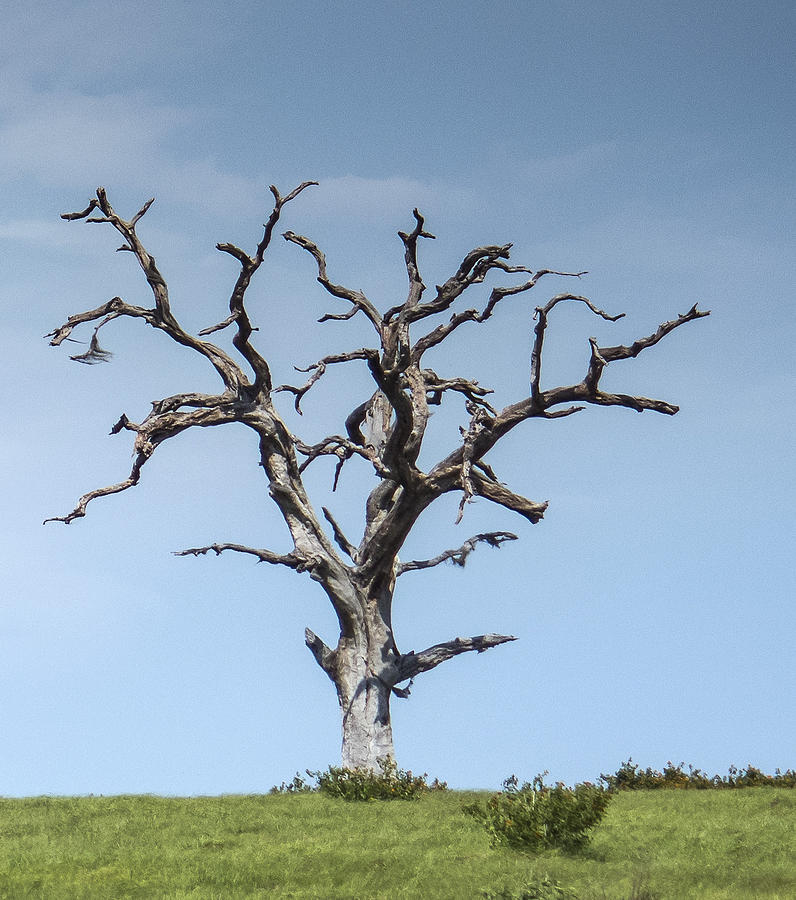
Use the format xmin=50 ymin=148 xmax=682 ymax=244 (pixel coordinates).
xmin=481 ymin=875 xmax=577 ymax=898
xmin=268 ymin=772 xmax=315 ymax=794
xmin=309 ymin=757 xmax=447 ymax=801
xmin=600 ymin=759 xmax=796 ymax=791
xmin=463 ymin=773 xmax=611 ymax=853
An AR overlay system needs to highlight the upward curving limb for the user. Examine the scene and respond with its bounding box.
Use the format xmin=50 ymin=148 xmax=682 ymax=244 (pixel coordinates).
xmin=394 ymin=633 xmax=518 ymax=684
xmin=54 ymin=191 xmax=250 ymax=392
xmin=411 ymin=268 xmax=587 ymax=362
xmin=283 ymin=230 xmax=383 ymax=333
xmin=69 ymin=188 xmax=173 ymax=323
xmin=397 ymin=208 xmax=436 ymax=313
xmin=606 ymin=303 xmax=708 ymax=358
xmin=531 ymin=293 xmax=625 ymax=407
xmin=400 ymin=244 xmax=513 ymax=324
xmin=203 ymin=182 xmax=318 ymax=393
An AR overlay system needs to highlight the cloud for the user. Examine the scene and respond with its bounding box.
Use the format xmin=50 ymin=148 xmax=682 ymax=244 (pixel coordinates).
xmin=0 ymin=82 xmax=192 ymax=189
xmin=0 ymin=77 xmax=273 ymax=221
xmin=517 ymin=142 xmax=620 ymax=183
xmin=0 ymin=218 xmax=89 ymax=248
xmin=309 ymin=175 xmax=477 ymax=224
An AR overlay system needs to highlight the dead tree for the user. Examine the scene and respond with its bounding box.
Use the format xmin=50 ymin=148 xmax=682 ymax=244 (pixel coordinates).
xmin=46 ymin=182 xmax=709 ymax=770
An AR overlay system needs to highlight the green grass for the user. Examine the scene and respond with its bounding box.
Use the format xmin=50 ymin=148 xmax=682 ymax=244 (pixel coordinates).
xmin=0 ymin=789 xmax=794 ymax=898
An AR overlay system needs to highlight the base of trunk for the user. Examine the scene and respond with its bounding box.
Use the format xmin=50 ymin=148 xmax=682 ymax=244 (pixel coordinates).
xmin=339 ymin=669 xmax=394 ymax=770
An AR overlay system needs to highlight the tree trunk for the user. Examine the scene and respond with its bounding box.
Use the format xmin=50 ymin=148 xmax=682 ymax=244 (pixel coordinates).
xmin=336 ymin=634 xmax=395 ymax=769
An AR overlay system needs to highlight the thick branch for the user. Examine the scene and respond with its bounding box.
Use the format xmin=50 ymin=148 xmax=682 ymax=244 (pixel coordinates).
xmin=399 ymin=244 xmax=512 ymax=324
xmin=305 ymin=627 xmax=336 ymax=680
xmin=322 ymin=507 xmax=357 ymax=560
xmin=469 ymin=473 xmax=549 ymax=524
xmin=396 ymin=633 xmax=517 ymax=682
xmin=396 ymin=531 xmax=517 ymax=575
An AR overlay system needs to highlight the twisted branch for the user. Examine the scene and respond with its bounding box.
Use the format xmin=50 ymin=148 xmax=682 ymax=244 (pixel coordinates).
xmin=283 ymin=230 xmax=382 ymax=333
xmin=412 ymin=268 xmax=587 ymax=361
xmin=396 ymin=531 xmax=517 ymax=575
xmin=274 ymin=348 xmax=379 ymax=413
xmin=174 ymin=542 xmax=307 ymax=570
xmin=202 ymin=181 xmax=318 ymax=392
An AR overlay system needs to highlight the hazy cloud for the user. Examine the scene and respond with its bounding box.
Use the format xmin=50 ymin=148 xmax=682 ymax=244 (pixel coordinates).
xmin=518 ymin=142 xmax=620 ymax=183
xmin=310 ymin=175 xmax=477 ymax=224
xmin=0 ymin=82 xmax=191 ymax=188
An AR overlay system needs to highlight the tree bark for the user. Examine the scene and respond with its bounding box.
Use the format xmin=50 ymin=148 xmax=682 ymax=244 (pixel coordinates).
xmin=335 ymin=633 xmax=396 ymax=769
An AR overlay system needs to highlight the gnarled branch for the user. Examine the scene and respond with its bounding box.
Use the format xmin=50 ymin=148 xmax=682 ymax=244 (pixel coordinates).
xmin=412 ymin=268 xmax=587 ymax=362
xmin=205 ymin=182 xmax=318 ymax=392
xmin=54 ymin=193 xmax=250 ymax=392
xmin=274 ymin=348 xmax=379 ymax=414
xmin=398 ymin=208 xmax=435 ymax=312
xmin=174 ymin=542 xmax=306 ymax=570
xmin=43 ymin=451 xmax=148 ymax=524
xmin=293 ymin=434 xmax=391 ymax=481
xmin=283 ymin=230 xmax=382 ymax=333
xmin=531 ymin=293 xmax=624 ymax=406
xmin=396 ymin=531 xmax=517 ymax=575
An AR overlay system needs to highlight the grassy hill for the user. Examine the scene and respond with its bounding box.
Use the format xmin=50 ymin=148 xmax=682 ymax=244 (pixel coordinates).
xmin=1 ymin=788 xmax=794 ymax=898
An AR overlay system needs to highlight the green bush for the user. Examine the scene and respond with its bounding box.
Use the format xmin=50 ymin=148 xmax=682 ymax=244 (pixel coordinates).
xmin=600 ymin=758 xmax=796 ymax=791
xmin=481 ymin=875 xmax=577 ymax=898
xmin=309 ymin=757 xmax=447 ymax=801
xmin=269 ymin=758 xmax=447 ymax=799
xmin=463 ymin=773 xmax=611 ymax=853
xmin=268 ymin=772 xmax=315 ymax=794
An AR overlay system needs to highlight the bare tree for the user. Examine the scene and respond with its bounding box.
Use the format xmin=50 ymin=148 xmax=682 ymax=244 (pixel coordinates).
xmin=46 ymin=183 xmax=709 ymax=770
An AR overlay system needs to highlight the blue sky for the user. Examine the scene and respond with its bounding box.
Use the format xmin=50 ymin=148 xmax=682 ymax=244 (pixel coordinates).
xmin=1 ymin=0 xmax=793 ymax=794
